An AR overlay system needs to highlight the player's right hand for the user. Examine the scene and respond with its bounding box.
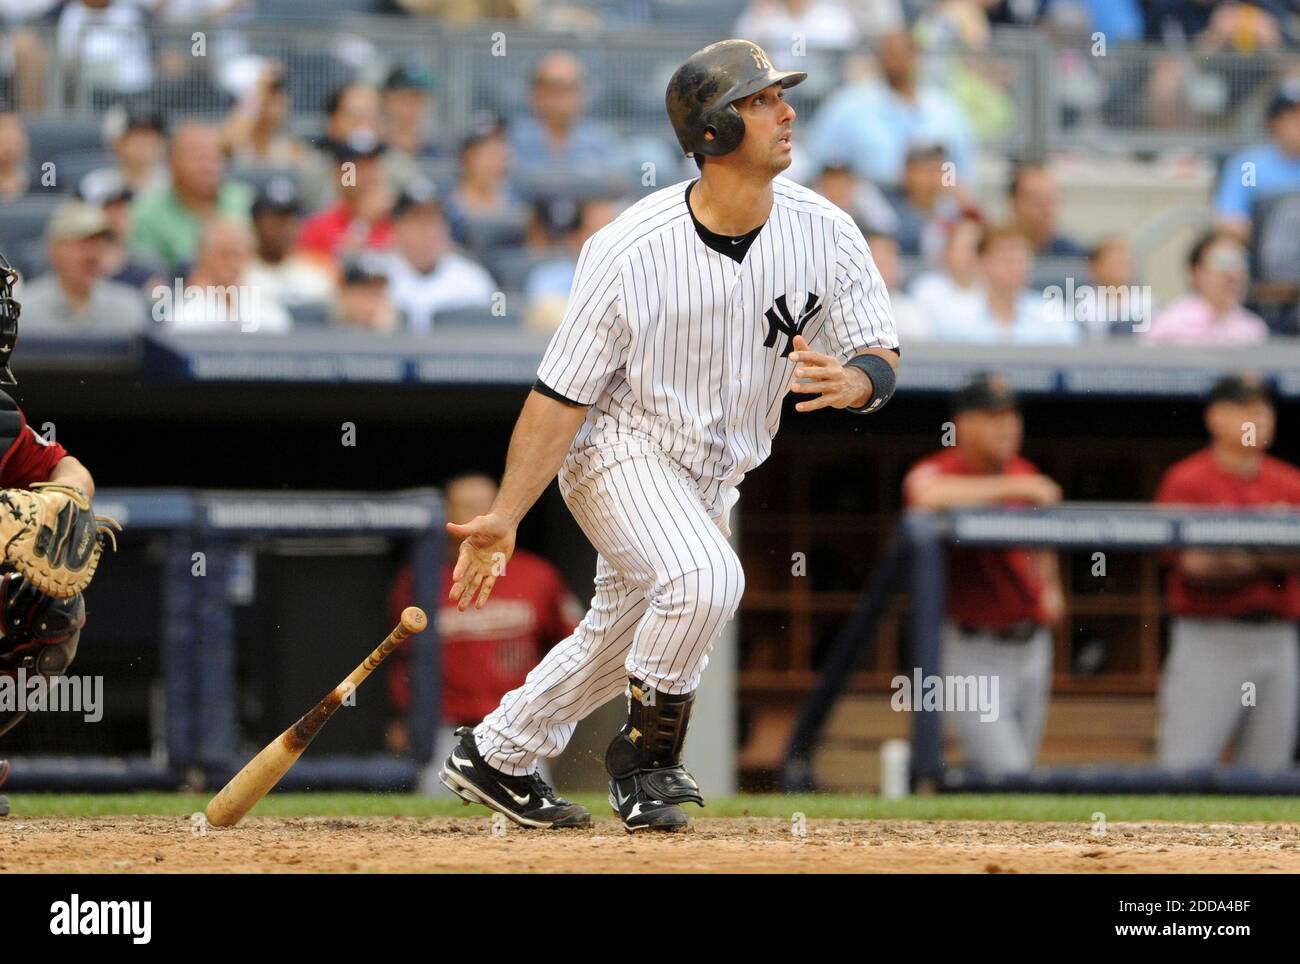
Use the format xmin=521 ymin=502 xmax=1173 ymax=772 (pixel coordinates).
xmin=446 ymin=513 xmax=517 ymax=612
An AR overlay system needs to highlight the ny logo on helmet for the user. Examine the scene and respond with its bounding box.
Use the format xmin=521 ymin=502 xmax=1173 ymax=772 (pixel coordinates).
xmin=763 ymin=292 xmax=821 ymax=357
xmin=749 ymin=46 xmax=773 ymax=72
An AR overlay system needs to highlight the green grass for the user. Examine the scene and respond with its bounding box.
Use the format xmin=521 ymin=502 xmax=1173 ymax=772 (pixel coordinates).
xmin=9 ymin=792 xmax=1300 ymax=823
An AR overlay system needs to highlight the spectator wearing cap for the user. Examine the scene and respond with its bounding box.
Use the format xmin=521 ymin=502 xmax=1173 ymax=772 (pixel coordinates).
xmin=333 ymin=255 xmax=396 ymax=332
xmin=931 ymin=224 xmax=1081 ymax=344
xmin=806 ymin=29 xmax=973 ymax=188
xmin=383 ymin=179 xmax=496 ymax=333
xmin=383 ymin=65 xmax=442 ymax=163
xmin=1143 ymin=231 xmax=1269 ymax=345
xmin=523 ymin=195 xmax=617 ymax=333
xmin=164 ymin=217 xmax=292 ymax=334
xmin=509 ymin=52 xmax=621 ymax=200
xmin=910 ymin=211 xmax=984 ymax=332
xmin=1008 ymin=161 xmax=1086 ymax=260
xmin=0 ymin=111 xmax=30 ymax=201
xmin=246 ymin=177 xmax=336 ymax=312
xmin=1154 ymin=374 xmax=1300 ymax=772
xmin=18 ymin=200 xmax=146 ymax=333
xmin=77 ymin=168 xmax=162 ymax=291
xmin=300 ymin=82 xmax=419 ymax=213
xmin=903 ymin=373 xmax=1066 ymax=776
xmin=1214 ymin=79 xmax=1300 ymax=242
xmin=97 ymin=106 xmax=168 ymax=196
xmin=863 ymin=230 xmax=930 ymax=342
xmin=884 ymin=142 xmax=961 ymax=261
xmin=298 ymin=130 xmax=396 ymax=261
xmin=444 ymin=115 xmax=529 ymax=254
xmin=223 ymin=61 xmax=307 ymax=169
xmin=130 ymin=123 xmax=254 ymax=274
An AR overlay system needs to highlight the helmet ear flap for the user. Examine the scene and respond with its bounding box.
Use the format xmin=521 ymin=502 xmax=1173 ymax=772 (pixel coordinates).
xmin=699 ymin=102 xmax=745 ymax=156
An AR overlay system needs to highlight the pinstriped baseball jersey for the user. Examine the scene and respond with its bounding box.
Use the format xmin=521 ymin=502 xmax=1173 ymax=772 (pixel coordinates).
xmin=536 ymin=175 xmax=898 ymax=520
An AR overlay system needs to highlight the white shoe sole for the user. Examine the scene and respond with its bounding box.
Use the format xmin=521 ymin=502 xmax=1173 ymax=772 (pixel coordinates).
xmin=440 ymin=764 xmax=572 ymax=830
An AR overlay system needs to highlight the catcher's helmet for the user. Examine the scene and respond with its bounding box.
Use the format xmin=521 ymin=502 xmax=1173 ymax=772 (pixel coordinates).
xmin=666 ymin=39 xmax=806 ymax=158
xmin=0 ymin=252 xmax=19 ymax=386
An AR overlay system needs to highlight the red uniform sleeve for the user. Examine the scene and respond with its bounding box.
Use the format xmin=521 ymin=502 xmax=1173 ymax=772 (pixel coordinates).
xmin=539 ymin=562 xmax=582 ymax=654
xmin=0 ymin=419 xmax=69 ymax=489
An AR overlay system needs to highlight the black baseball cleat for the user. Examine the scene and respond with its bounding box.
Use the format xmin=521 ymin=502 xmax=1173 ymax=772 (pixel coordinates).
xmin=439 ymin=726 xmax=591 ymax=829
xmin=608 ymin=772 xmax=691 ymax=832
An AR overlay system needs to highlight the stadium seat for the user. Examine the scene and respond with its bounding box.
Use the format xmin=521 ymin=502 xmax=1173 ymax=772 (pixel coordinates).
xmin=53 ymin=151 xmax=117 ymax=194
xmin=228 ymin=165 xmax=300 ymax=196
xmin=433 ymin=306 xmax=518 ymax=330
xmin=485 ymin=246 xmax=564 ymax=294
xmin=0 ymin=194 xmax=62 ymax=250
xmin=254 ymin=0 xmax=384 ymax=20
xmin=287 ymin=302 xmax=331 ymax=329
xmin=457 ymin=210 xmax=530 ymax=262
xmin=23 ymin=119 xmax=104 ymax=164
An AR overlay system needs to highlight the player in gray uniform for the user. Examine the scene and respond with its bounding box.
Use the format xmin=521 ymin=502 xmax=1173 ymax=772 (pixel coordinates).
xmin=438 ymin=39 xmax=900 ymax=831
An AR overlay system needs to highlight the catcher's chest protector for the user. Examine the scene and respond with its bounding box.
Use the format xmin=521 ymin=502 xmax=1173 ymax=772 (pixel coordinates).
xmin=0 ymin=391 xmax=23 ymax=467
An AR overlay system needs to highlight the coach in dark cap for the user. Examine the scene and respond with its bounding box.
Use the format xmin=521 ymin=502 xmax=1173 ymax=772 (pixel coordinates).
xmin=1154 ymin=372 xmax=1300 ymax=772
xmin=902 ymin=372 xmax=1067 ymax=775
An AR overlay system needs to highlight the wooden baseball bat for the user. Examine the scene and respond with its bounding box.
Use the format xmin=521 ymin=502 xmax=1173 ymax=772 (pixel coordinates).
xmin=204 ymin=606 xmax=428 ymax=828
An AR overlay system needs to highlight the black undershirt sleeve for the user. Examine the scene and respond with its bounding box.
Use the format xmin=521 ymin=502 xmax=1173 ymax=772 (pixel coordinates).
xmin=532 ymin=378 xmax=587 ymax=407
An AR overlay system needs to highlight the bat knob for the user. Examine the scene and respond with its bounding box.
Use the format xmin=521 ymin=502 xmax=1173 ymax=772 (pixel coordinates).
xmin=400 ymin=606 xmax=428 ymax=635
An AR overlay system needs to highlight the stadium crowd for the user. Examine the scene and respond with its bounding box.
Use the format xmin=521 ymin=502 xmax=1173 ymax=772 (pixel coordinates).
xmin=0 ymin=0 xmax=1297 ymax=339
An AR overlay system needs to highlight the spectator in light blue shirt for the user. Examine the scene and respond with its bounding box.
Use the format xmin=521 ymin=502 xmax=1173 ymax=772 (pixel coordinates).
xmin=1214 ymin=79 xmax=1300 ymax=238
xmin=509 ymin=51 xmax=622 ymax=202
xmin=807 ymin=30 xmax=974 ymax=188
xmin=931 ymin=225 xmax=1081 ymax=345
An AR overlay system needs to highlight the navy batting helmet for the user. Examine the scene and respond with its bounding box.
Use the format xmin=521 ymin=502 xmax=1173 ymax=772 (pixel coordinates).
xmin=665 ymin=39 xmax=806 ymax=158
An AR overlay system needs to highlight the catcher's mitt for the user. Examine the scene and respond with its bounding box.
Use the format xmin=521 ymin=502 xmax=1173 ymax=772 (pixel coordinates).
xmin=0 ymin=483 xmax=119 ymax=599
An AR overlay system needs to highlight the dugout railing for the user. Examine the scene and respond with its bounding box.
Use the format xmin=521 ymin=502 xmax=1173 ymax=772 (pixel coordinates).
xmin=781 ymin=504 xmax=1300 ymax=796
xmin=2 ymin=488 xmax=443 ymax=792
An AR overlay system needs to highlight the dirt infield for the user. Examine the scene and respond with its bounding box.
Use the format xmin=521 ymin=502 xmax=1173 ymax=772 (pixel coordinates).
xmin=4 ymin=816 xmax=1300 ymax=872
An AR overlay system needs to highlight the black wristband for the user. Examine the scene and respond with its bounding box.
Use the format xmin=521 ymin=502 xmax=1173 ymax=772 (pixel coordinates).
xmin=844 ymin=353 xmax=897 ymax=415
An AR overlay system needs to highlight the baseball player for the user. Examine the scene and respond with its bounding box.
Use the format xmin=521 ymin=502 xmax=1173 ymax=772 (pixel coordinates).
xmin=902 ymin=374 xmax=1065 ymax=775
xmin=0 ymin=251 xmax=106 ymax=817
xmin=1155 ymin=374 xmax=1300 ymax=771
xmin=439 ymin=40 xmax=899 ymax=831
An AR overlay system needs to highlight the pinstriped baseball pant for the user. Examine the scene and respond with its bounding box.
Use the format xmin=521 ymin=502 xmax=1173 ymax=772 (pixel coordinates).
xmin=474 ymin=444 xmax=744 ymax=776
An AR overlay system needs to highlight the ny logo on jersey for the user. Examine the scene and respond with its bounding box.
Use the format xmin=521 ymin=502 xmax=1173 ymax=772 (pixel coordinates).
xmin=763 ymin=292 xmax=821 ymax=358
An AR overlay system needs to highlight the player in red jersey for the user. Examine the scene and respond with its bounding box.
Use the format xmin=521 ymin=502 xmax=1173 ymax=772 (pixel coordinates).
xmin=903 ymin=373 xmax=1065 ymax=775
xmin=1155 ymin=374 xmax=1300 ymax=771
xmin=386 ymin=472 xmax=582 ymax=791
xmin=0 ymin=251 xmax=102 ymax=816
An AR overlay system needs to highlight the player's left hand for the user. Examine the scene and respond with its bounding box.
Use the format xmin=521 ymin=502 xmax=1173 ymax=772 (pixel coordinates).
xmin=787 ymin=335 xmax=871 ymax=412
xmin=446 ymin=512 xmax=517 ymax=612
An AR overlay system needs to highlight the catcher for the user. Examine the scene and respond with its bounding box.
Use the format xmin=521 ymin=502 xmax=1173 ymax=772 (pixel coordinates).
xmin=0 ymin=251 xmax=117 ymax=817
